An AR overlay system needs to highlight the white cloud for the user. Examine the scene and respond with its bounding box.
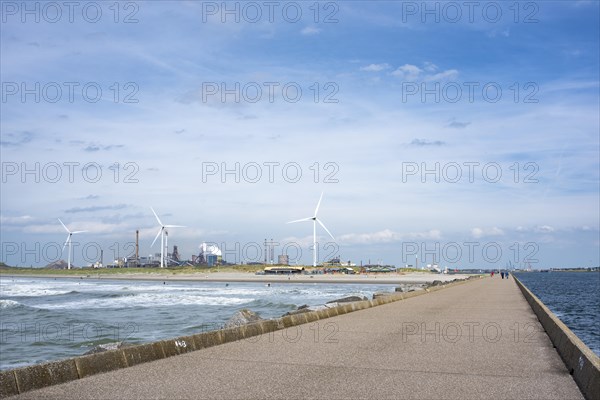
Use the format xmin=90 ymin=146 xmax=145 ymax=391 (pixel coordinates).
xmin=471 ymin=227 xmax=504 ymax=239
xmin=360 ymin=63 xmax=390 ymax=72
xmin=535 ymin=225 xmax=555 ymax=233
xmin=391 ymin=64 xmax=422 ymax=80
xmin=487 ymin=28 xmax=510 ymax=38
xmin=391 ymin=63 xmax=458 ymax=82
xmin=406 ymin=229 xmax=442 ymax=240
xmin=424 ymin=69 xmax=459 ymax=81
xmin=300 ymin=26 xmax=321 ymax=36
xmin=338 ymin=229 xmax=441 ymax=244
xmin=339 ymin=229 xmax=398 ymax=244
xmin=0 ymin=215 xmax=34 ymax=225
xmin=423 ymin=61 xmax=438 ymax=72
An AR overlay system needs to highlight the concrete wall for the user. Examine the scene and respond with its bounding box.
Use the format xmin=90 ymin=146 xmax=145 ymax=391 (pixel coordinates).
xmin=0 ymin=276 xmax=478 ymax=398
xmin=514 ymin=276 xmax=600 ymax=400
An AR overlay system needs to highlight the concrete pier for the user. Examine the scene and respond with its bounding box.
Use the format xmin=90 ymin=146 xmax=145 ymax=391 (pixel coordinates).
xmin=5 ymin=276 xmax=589 ymax=399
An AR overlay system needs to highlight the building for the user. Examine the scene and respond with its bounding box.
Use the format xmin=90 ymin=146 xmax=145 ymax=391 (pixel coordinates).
xmin=206 ymin=254 xmax=218 ymax=267
xmin=264 ymin=266 xmax=304 ymax=274
xmin=277 ymin=255 xmax=289 ymax=265
xmin=197 ymin=242 xmax=223 ymax=266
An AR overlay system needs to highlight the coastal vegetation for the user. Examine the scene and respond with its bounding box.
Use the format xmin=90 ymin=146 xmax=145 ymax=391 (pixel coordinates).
xmin=0 ymin=263 xmax=430 ymax=276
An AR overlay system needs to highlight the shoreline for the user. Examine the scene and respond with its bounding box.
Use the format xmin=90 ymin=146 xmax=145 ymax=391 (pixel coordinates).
xmin=0 ymin=272 xmax=473 ymax=285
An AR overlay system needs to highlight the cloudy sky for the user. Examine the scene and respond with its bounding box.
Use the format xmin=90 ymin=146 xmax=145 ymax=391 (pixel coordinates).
xmin=1 ymin=1 xmax=598 ymax=268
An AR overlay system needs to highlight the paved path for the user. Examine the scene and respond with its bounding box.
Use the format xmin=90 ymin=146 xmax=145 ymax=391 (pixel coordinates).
xmin=10 ymin=276 xmax=584 ymax=399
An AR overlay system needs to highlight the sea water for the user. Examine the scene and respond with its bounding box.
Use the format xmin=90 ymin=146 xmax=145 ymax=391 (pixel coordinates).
xmin=515 ymin=272 xmax=600 ymax=356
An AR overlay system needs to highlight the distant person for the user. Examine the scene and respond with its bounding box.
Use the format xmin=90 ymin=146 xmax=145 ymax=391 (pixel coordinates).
xmin=501 ymin=271 xmax=504 ymax=279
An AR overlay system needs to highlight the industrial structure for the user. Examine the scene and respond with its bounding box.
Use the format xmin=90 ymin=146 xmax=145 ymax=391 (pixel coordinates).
xmin=197 ymin=242 xmax=223 ymax=266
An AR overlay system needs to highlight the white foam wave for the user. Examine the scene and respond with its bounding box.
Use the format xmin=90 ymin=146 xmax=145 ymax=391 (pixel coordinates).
xmin=0 ymin=285 xmax=73 ymax=297
xmin=32 ymin=293 xmax=252 ymax=310
xmin=0 ymin=299 xmax=21 ymax=308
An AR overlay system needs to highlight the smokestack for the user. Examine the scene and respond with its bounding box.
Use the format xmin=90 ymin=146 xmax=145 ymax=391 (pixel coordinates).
xmin=136 ymin=230 xmax=139 ymax=261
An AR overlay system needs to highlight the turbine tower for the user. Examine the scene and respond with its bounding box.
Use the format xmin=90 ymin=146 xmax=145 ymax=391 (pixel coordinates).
xmin=150 ymin=207 xmax=184 ymax=268
xmin=287 ymin=192 xmax=334 ymax=267
xmin=58 ymin=219 xmax=87 ymax=270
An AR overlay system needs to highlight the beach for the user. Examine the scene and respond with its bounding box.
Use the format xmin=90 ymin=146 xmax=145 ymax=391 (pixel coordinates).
xmin=0 ymin=271 xmax=470 ymax=285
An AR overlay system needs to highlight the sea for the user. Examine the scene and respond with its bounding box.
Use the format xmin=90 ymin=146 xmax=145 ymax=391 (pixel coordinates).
xmin=0 ymin=276 xmax=405 ymax=371
xmin=515 ymin=272 xmax=600 ymax=357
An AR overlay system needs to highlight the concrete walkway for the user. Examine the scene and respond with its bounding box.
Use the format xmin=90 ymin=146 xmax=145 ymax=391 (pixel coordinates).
xmin=10 ymin=276 xmax=584 ymax=399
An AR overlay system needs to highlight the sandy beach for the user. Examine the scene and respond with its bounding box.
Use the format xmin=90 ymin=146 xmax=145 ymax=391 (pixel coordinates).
xmin=1 ymin=271 xmax=472 ymax=285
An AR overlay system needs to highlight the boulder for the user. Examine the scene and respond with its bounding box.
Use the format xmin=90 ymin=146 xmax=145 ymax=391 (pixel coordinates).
xmin=283 ymin=309 xmax=310 ymax=316
xmin=224 ymin=309 xmax=263 ymax=328
xmin=326 ymin=296 xmax=367 ymax=304
xmin=283 ymin=305 xmax=314 ymax=317
xmin=373 ymin=291 xmax=393 ymax=300
xmin=425 ymin=280 xmax=444 ymax=288
xmin=394 ymin=287 xmax=404 ymax=292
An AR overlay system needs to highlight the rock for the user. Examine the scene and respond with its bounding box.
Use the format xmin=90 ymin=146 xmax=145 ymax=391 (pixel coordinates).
xmin=394 ymin=287 xmax=404 ymax=292
xmin=326 ymin=296 xmax=367 ymax=304
xmin=283 ymin=308 xmax=313 ymax=317
xmin=224 ymin=309 xmax=263 ymax=328
xmin=84 ymin=341 xmax=129 ymax=355
xmin=425 ymin=280 xmax=444 ymax=288
xmin=373 ymin=291 xmax=393 ymax=300
xmin=283 ymin=304 xmax=313 ymax=316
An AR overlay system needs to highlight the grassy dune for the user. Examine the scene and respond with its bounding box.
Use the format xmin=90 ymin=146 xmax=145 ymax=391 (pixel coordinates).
xmin=0 ymin=263 xmax=428 ymax=277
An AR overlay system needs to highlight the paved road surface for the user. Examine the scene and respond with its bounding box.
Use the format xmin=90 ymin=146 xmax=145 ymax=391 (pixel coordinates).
xmin=10 ymin=276 xmax=584 ymax=399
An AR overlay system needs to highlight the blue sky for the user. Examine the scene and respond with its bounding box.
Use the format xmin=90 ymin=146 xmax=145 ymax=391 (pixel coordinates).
xmin=1 ymin=1 xmax=598 ymax=268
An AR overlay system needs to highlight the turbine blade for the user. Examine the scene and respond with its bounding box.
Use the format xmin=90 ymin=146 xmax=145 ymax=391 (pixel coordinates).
xmin=58 ymin=218 xmax=70 ymax=233
xmin=151 ymin=228 xmax=162 ymax=247
xmin=287 ymin=217 xmax=312 ymax=224
xmin=150 ymin=207 xmax=163 ymax=226
xmin=71 ymin=230 xmax=88 ymax=234
xmin=317 ymin=218 xmax=335 ymax=240
xmin=314 ymin=192 xmax=324 ymax=216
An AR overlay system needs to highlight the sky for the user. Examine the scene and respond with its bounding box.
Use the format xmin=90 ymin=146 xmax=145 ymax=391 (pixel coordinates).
xmin=1 ymin=0 xmax=599 ymax=269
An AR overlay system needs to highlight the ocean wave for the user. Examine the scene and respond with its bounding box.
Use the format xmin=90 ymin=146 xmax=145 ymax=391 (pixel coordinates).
xmin=32 ymin=293 xmax=253 ymax=310
xmin=0 ymin=283 xmax=82 ymax=297
xmin=0 ymin=299 xmax=22 ymax=309
xmin=245 ymin=299 xmax=298 ymax=309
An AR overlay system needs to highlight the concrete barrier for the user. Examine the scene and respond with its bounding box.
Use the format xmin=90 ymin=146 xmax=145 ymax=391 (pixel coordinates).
xmin=75 ymin=349 xmax=128 ymax=379
xmin=514 ymin=276 xmax=600 ymax=400
xmin=122 ymin=342 xmax=165 ymax=366
xmin=0 ymin=277 xmax=478 ymax=398
xmin=11 ymin=358 xmax=80 ymax=395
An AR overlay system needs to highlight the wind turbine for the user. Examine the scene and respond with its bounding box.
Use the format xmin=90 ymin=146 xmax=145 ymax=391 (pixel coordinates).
xmin=58 ymin=219 xmax=87 ymax=270
xmin=287 ymin=192 xmax=335 ymax=267
xmin=150 ymin=207 xmax=185 ymax=268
